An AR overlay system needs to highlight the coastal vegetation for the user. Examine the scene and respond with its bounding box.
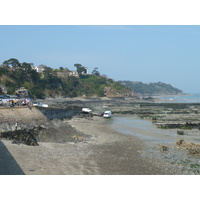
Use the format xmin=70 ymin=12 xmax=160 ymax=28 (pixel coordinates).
xmin=0 ymin=58 xmax=131 ymax=98
xmin=0 ymin=58 xmax=184 ymax=98
xmin=119 ymin=80 xmax=183 ymax=95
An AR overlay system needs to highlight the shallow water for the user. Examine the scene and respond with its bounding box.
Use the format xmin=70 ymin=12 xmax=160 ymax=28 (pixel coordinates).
xmin=109 ymin=115 xmax=200 ymax=174
xmin=160 ymin=93 xmax=200 ymax=103
xmin=110 ymin=115 xmax=178 ymax=144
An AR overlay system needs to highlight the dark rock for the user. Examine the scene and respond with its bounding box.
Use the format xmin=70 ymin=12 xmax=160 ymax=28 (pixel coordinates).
xmin=176 ymin=139 xmax=185 ymax=146
xmin=1 ymin=128 xmax=39 ymax=146
xmin=158 ymin=145 xmax=169 ymax=152
xmin=177 ymin=130 xmax=184 ymax=135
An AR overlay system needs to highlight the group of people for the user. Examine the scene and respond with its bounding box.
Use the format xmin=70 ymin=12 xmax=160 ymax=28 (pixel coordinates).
xmin=0 ymin=98 xmax=32 ymax=107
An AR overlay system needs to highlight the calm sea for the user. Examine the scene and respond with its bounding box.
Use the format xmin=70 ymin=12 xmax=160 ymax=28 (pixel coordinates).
xmin=160 ymin=94 xmax=200 ymax=103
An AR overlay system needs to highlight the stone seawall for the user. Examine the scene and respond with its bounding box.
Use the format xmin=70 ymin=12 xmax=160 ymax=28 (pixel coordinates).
xmin=0 ymin=106 xmax=80 ymax=133
xmin=37 ymin=107 xmax=80 ymax=120
xmin=0 ymin=107 xmax=48 ymax=133
xmin=0 ymin=106 xmax=90 ymax=145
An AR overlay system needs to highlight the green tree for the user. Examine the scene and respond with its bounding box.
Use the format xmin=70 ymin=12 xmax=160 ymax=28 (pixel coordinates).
xmin=6 ymin=82 xmax=16 ymax=94
xmin=68 ymin=76 xmax=79 ymax=89
xmin=96 ymin=85 xmax=105 ymax=96
xmin=21 ymin=62 xmax=32 ymax=73
xmin=3 ymin=58 xmax=21 ymax=69
xmin=0 ymin=65 xmax=10 ymax=75
xmin=74 ymin=63 xmax=82 ymax=69
xmin=92 ymin=67 xmax=100 ymax=76
xmin=77 ymin=66 xmax=87 ymax=76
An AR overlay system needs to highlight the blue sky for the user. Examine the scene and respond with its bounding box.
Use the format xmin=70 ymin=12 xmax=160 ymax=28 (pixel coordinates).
xmin=0 ymin=25 xmax=200 ymax=93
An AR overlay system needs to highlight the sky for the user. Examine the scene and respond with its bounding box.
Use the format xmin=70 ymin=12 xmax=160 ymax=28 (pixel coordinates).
xmin=0 ymin=25 xmax=200 ymax=93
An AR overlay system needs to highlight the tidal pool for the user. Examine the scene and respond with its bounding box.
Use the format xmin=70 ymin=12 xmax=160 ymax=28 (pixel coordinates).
xmin=110 ymin=115 xmax=178 ymax=144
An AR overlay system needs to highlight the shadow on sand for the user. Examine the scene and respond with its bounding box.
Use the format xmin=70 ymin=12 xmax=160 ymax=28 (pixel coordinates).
xmin=0 ymin=141 xmax=25 ymax=175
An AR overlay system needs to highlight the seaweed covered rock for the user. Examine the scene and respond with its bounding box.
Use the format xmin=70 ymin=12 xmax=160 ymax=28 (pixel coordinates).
xmin=0 ymin=129 xmax=39 ymax=146
xmin=0 ymin=118 xmax=92 ymax=145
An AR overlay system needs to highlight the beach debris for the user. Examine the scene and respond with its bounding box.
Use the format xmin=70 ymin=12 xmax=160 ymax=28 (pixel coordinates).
xmin=176 ymin=139 xmax=200 ymax=155
xmin=187 ymin=148 xmax=200 ymax=155
xmin=158 ymin=145 xmax=169 ymax=152
xmin=176 ymin=139 xmax=185 ymax=146
xmin=72 ymin=135 xmax=84 ymax=142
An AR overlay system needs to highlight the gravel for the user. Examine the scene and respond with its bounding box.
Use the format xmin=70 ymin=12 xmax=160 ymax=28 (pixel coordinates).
xmin=0 ymin=116 xmax=186 ymax=175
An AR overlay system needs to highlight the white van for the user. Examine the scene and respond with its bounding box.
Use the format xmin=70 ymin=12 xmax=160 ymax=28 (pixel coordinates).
xmin=103 ymin=111 xmax=112 ymax=118
xmin=82 ymin=108 xmax=92 ymax=113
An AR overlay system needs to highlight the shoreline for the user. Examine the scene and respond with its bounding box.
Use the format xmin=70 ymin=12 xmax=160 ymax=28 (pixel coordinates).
xmin=0 ymin=116 xmax=185 ymax=175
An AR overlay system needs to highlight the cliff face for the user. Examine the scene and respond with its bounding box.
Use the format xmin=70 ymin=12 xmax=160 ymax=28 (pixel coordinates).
xmin=0 ymin=107 xmax=48 ymax=133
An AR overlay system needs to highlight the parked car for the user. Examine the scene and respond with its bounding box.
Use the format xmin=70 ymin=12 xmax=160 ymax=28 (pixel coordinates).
xmin=33 ymin=102 xmax=39 ymax=106
xmin=103 ymin=111 xmax=112 ymax=118
xmin=33 ymin=101 xmax=48 ymax=107
xmin=98 ymin=112 xmax=104 ymax=117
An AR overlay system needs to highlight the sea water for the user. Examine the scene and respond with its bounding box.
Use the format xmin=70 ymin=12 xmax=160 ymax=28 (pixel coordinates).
xmin=110 ymin=94 xmax=200 ymax=144
xmin=161 ymin=94 xmax=200 ymax=103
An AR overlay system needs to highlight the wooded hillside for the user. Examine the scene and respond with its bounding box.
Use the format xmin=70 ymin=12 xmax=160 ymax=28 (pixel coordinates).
xmin=119 ymin=81 xmax=183 ymax=95
xmin=0 ymin=58 xmax=132 ymax=98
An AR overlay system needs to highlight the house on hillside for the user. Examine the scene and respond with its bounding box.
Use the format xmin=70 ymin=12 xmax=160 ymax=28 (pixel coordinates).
xmin=69 ymin=66 xmax=89 ymax=77
xmin=69 ymin=71 xmax=79 ymax=77
xmin=82 ymin=67 xmax=88 ymax=75
xmin=35 ymin=65 xmax=46 ymax=72
xmin=15 ymin=87 xmax=28 ymax=96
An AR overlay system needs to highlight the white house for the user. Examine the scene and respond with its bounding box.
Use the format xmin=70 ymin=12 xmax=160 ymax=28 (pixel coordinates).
xmin=69 ymin=71 xmax=79 ymax=77
xmin=83 ymin=67 xmax=88 ymax=75
xmin=35 ymin=65 xmax=46 ymax=72
xmin=69 ymin=66 xmax=89 ymax=77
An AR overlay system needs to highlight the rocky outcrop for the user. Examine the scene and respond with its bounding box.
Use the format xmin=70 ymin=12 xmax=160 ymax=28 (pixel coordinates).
xmin=1 ymin=129 xmax=39 ymax=146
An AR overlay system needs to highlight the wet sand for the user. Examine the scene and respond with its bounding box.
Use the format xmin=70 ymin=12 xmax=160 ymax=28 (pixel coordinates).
xmin=1 ymin=116 xmax=184 ymax=175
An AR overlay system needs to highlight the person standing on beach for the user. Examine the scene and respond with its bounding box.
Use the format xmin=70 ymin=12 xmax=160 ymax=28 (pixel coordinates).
xmin=12 ymin=100 xmax=14 ymax=107
xmin=15 ymin=122 xmax=18 ymax=131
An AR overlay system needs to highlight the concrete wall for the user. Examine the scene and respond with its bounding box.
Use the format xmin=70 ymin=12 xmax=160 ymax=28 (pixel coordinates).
xmin=37 ymin=107 xmax=80 ymax=120
xmin=0 ymin=107 xmax=48 ymax=133
xmin=0 ymin=106 xmax=80 ymax=133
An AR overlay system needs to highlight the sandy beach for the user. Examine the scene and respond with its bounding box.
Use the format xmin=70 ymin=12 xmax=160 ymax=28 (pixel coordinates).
xmin=0 ymin=116 xmax=185 ymax=175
